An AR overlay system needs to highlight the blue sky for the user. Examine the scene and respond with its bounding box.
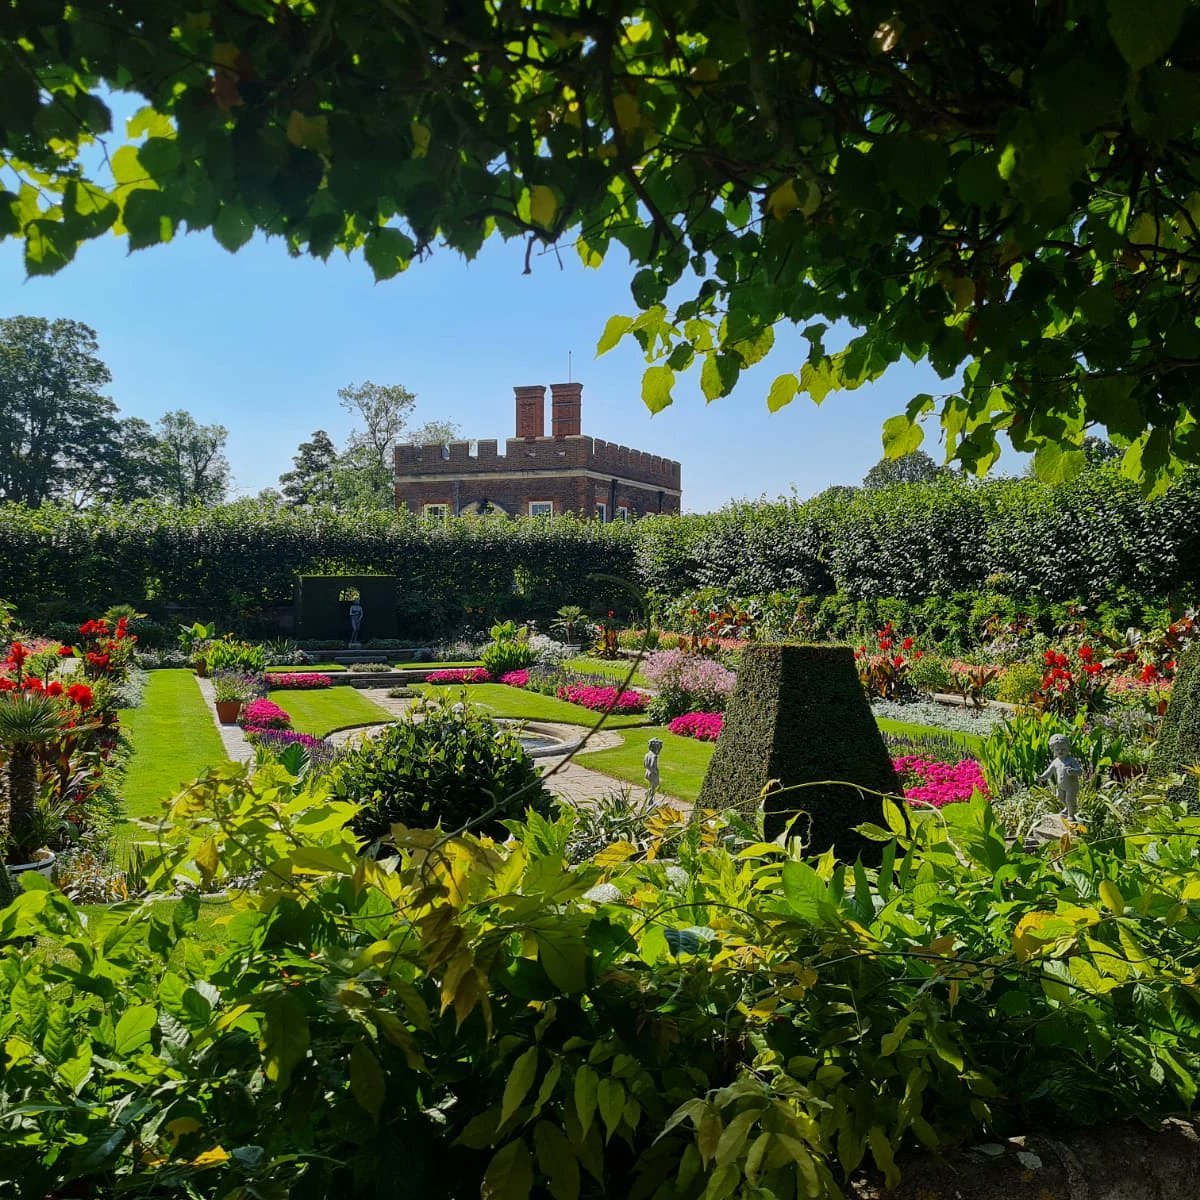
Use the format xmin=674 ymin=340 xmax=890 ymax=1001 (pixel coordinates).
xmin=0 ymin=208 xmax=979 ymax=513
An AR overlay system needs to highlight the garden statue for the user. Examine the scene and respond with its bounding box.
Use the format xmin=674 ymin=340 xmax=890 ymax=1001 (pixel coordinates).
xmin=349 ymin=600 xmax=363 ymax=644
xmin=1037 ymin=733 xmax=1083 ymax=821
xmin=644 ymin=737 xmax=663 ymax=798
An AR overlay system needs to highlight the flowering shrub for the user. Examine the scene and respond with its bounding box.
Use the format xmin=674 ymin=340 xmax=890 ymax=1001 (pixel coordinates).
xmin=267 ymin=672 xmax=334 ymax=689
xmin=77 ymin=616 xmax=138 ymax=682
xmin=556 ymin=683 xmax=648 ymax=713
xmin=240 ymin=698 xmax=292 ymax=730
xmin=500 ymin=669 xmax=529 ymax=688
xmin=1035 ymin=644 xmax=1111 ymax=716
xmin=668 ymin=712 xmax=724 ymax=741
xmin=426 ymin=667 xmax=492 ymax=684
xmin=854 ymin=622 xmax=922 ymax=700
xmin=893 ymin=755 xmax=987 ymax=808
xmin=244 ymin=726 xmax=337 ymax=767
xmin=643 ymin=649 xmax=736 ymax=721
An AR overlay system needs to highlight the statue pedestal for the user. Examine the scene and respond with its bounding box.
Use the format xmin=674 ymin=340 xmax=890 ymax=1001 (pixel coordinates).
xmin=347 ymin=642 xmax=363 ymax=650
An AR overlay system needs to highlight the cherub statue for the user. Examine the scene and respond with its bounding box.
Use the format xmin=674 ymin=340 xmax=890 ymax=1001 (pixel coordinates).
xmin=1037 ymin=732 xmax=1083 ymax=821
xmin=643 ymin=737 xmax=664 ymax=798
xmin=349 ymin=600 xmax=364 ymax=644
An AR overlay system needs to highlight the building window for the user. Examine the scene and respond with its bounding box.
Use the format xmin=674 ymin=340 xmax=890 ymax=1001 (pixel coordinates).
xmin=528 ymin=500 xmax=554 ymax=518
xmin=616 ymin=505 xmax=629 ymax=523
xmin=423 ymin=503 xmax=450 ymax=521
xmin=595 ymin=502 xmax=607 ymax=523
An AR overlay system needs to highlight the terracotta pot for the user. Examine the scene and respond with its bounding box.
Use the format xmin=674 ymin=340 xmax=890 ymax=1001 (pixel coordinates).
xmin=194 ymin=658 xmax=209 ymax=678
xmin=215 ymin=699 xmax=242 ymax=725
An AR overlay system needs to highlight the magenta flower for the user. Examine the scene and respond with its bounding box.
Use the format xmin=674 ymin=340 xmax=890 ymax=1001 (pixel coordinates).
xmin=667 ymin=712 xmax=724 ymax=741
xmin=500 ymin=669 xmax=529 ymax=688
xmin=268 ymin=672 xmax=334 ymax=689
xmin=556 ymin=684 xmax=648 ymax=713
xmin=892 ymin=755 xmax=987 ymax=808
xmin=240 ymin=698 xmax=292 ymax=730
xmin=426 ymin=667 xmax=492 ymax=684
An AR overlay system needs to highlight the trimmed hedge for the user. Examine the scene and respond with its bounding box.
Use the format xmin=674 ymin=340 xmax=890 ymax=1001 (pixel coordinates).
xmin=1150 ymin=644 xmax=1200 ymax=807
xmin=2 ymin=463 xmax=1198 ymax=639
xmin=696 ymin=643 xmax=901 ymax=858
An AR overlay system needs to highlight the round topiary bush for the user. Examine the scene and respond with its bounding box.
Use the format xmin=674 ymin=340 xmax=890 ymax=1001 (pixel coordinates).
xmin=326 ymin=698 xmax=553 ymax=842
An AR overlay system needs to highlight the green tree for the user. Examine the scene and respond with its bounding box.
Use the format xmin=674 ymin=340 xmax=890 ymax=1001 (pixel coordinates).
xmin=279 ymin=429 xmax=338 ymax=508
xmin=4 ymin=3 xmax=1200 ymax=485
xmin=862 ymin=451 xmax=945 ymax=491
xmin=0 ymin=316 xmax=119 ymax=506
xmin=155 ymin=410 xmax=230 ymax=505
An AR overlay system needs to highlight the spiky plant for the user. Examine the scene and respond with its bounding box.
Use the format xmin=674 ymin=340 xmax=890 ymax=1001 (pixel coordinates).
xmin=0 ymin=691 xmax=64 ymax=862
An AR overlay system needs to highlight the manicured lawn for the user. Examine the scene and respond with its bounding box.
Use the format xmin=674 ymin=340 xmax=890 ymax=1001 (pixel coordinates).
xmin=119 ymin=669 xmax=230 ymax=821
xmin=419 ymin=683 xmax=651 ymax=729
xmin=267 ymin=686 xmax=394 ymax=736
xmin=577 ymin=726 xmax=714 ymax=803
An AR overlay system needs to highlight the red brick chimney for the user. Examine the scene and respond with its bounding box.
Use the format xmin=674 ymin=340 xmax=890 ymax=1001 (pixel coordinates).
xmin=514 ymin=385 xmax=546 ymax=439
xmin=550 ymin=382 xmax=582 ymax=437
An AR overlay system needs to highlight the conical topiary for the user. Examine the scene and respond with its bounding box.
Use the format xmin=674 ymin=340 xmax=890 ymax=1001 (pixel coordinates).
xmin=696 ymin=643 xmax=901 ymax=860
xmin=1149 ymin=643 xmax=1200 ymax=808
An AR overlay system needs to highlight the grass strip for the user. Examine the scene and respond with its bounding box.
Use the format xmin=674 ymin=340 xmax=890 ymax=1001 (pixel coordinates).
xmin=118 ymin=669 xmax=230 ymax=821
xmin=268 ymin=686 xmax=394 ymax=737
xmin=576 ymin=726 xmax=714 ymax=803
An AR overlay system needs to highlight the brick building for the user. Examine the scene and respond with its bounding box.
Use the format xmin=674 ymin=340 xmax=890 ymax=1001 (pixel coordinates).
xmin=393 ymin=383 xmax=682 ymax=520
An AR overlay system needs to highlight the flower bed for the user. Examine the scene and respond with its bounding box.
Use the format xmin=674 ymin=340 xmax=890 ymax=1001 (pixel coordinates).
xmin=243 ymin=725 xmax=337 ymax=765
xmin=500 ymin=669 xmax=529 ymax=688
xmin=239 ymin=698 xmax=291 ymax=730
xmin=426 ymin=667 xmax=492 ymax=684
xmin=266 ymin=672 xmax=334 ymax=690
xmin=893 ymin=754 xmax=987 ymax=808
xmin=556 ymin=683 xmax=648 ymax=713
xmin=667 ymin=712 xmax=724 ymax=741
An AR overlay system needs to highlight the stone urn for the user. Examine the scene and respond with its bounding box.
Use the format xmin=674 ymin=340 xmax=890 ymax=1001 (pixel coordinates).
xmin=5 ymin=849 xmax=57 ymax=896
xmin=215 ymin=699 xmax=242 ymax=725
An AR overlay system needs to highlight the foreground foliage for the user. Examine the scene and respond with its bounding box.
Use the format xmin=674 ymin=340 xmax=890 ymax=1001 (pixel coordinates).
xmin=2 ymin=766 xmax=1199 ymax=1198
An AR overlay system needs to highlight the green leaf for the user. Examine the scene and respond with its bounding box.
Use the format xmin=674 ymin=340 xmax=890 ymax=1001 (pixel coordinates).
xmin=882 ymin=414 xmax=924 ymax=458
xmin=596 ymin=315 xmax=633 ymax=355
xmin=502 ymin=1046 xmax=539 ymax=1125
xmin=364 ymin=227 xmax=415 ymax=281
xmin=700 ymin=352 xmax=740 ymax=401
xmin=1032 ymin=441 xmax=1086 ymax=485
xmin=766 ymin=372 xmax=799 ymax=412
xmin=24 ymin=220 xmax=76 ymax=276
xmin=597 ymin=1076 xmax=624 ymax=1141
xmin=127 ymin=107 xmax=174 ymax=139
xmin=574 ymin=1065 xmax=598 ymax=1137
xmin=799 ymin=358 xmax=837 ymax=405
xmin=715 ymin=1109 xmax=758 ymax=1164
xmin=123 ymin=189 xmax=175 ymax=251
xmin=534 ymin=1120 xmax=580 ymax=1200
xmin=350 ymin=1041 xmax=386 ymax=1121
xmin=213 ymin=203 xmax=254 ymax=253
xmin=482 ymin=1138 xmax=533 ymax=1200
xmin=113 ymin=1004 xmax=157 ymax=1056
xmin=868 ymin=1125 xmax=901 ymax=1189
xmin=781 ymin=860 xmax=827 ymax=923
xmin=641 ymin=365 xmax=676 ymax=414
xmin=259 ymin=992 xmax=310 ymax=1090
xmin=1108 ymin=0 xmax=1185 ymax=70
xmin=926 ymin=1022 xmax=964 ymax=1071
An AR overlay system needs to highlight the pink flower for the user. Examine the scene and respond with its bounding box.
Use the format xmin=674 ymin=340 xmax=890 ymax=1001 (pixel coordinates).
xmin=240 ymin=698 xmax=292 ymax=729
xmin=556 ymin=684 xmax=648 ymax=713
xmin=500 ymin=669 xmax=529 ymax=688
xmin=269 ymin=672 xmax=334 ymax=689
xmin=668 ymin=712 xmax=723 ymax=741
xmin=426 ymin=668 xmax=492 ymax=684
xmin=893 ymin=755 xmax=987 ymax=808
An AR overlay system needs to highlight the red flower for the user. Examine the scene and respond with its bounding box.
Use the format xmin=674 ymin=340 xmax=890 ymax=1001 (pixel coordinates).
xmin=8 ymin=641 xmax=27 ymax=668
xmin=1043 ymin=650 xmax=1057 ymax=665
xmin=915 ymin=650 xmax=925 ymax=659
xmin=46 ymin=680 xmax=64 ymax=697
xmin=902 ymin=637 xmax=914 ymax=650
xmin=57 ymin=645 xmax=74 ymax=657
xmin=878 ymin=637 xmax=893 ymax=650
xmin=892 ymin=655 xmax=905 ymax=667
xmin=1140 ymin=663 xmax=1158 ymax=683
xmin=1079 ymin=644 xmax=1094 ymax=662
xmin=67 ymin=683 xmax=94 ymax=710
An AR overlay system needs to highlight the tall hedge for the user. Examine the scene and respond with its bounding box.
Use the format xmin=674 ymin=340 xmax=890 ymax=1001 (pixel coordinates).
xmin=1 ymin=463 xmax=1198 ymax=632
xmin=696 ymin=644 xmax=900 ymax=859
xmin=1150 ymin=645 xmax=1200 ymax=808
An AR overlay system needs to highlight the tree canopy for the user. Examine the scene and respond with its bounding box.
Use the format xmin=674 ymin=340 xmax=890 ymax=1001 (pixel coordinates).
xmin=862 ymin=451 xmax=944 ymax=491
xmin=4 ymin=1 xmax=1200 ymax=489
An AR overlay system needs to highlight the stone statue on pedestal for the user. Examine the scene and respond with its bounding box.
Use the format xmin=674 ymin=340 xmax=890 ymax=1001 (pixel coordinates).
xmin=349 ymin=601 xmax=364 ymax=645
xmin=644 ymin=737 xmax=664 ymax=799
xmin=1037 ymin=733 xmax=1082 ymax=822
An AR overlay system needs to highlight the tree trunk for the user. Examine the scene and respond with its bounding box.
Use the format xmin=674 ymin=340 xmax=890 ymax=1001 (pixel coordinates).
xmin=6 ymin=747 xmax=38 ymax=859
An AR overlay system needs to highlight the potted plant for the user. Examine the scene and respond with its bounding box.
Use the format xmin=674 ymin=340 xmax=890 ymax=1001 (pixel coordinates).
xmin=551 ymin=604 xmax=588 ymax=651
xmin=177 ymin=621 xmax=216 ymax=676
xmin=212 ymin=674 xmax=252 ymax=724
xmin=0 ymin=691 xmax=69 ymax=895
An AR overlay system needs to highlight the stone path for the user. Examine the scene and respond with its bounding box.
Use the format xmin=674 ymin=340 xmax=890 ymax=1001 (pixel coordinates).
xmin=193 ymin=674 xmax=255 ymax=763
